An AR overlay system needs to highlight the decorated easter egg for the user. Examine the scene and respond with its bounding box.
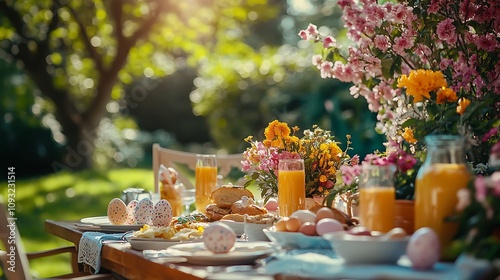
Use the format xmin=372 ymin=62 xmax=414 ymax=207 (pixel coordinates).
xmin=152 ymin=199 xmax=173 ymax=227
xmin=107 ymin=198 xmax=128 ymax=225
xmin=134 ymin=197 xmax=154 ymax=225
xmin=203 ymin=223 xmax=236 ymax=253
xmin=125 ymin=200 xmax=138 ymax=225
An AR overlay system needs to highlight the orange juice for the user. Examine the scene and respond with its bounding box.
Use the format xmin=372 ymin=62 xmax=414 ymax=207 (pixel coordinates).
xmin=195 ymin=166 xmax=217 ymax=213
xmin=160 ymin=183 xmax=183 ymax=216
xmin=415 ymin=163 xmax=471 ymax=248
xmin=278 ymin=169 xmax=305 ymax=217
xmin=359 ymin=187 xmax=395 ymax=232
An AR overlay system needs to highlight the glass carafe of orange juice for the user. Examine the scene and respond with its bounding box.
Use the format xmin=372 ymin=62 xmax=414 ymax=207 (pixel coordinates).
xmin=195 ymin=154 xmax=217 ymax=213
xmin=415 ymin=135 xmax=472 ymax=254
xmin=359 ymin=164 xmax=396 ymax=233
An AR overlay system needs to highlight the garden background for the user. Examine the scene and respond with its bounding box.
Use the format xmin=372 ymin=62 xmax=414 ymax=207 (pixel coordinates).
xmin=0 ymin=0 xmax=385 ymax=277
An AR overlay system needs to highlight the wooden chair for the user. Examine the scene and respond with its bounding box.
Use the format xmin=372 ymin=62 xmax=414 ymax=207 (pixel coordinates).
xmin=152 ymin=143 xmax=244 ymax=194
xmin=0 ymin=202 xmax=115 ymax=280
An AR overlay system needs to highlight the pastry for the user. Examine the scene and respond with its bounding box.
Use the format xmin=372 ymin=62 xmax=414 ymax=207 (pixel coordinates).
xmin=209 ymin=185 xmax=254 ymax=208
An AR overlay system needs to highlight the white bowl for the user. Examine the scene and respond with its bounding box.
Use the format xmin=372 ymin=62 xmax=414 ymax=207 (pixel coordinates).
xmin=219 ymin=220 xmax=244 ymax=236
xmin=323 ymin=232 xmax=409 ymax=264
xmin=244 ymin=223 xmax=271 ymax=241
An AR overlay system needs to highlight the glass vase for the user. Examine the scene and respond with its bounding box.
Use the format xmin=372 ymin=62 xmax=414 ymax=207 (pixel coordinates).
xmin=415 ymin=135 xmax=472 ymax=253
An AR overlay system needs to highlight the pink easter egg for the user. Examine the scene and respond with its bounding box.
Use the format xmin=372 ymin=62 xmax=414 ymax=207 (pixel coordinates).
xmin=133 ymin=198 xmax=154 ymax=225
xmin=152 ymin=199 xmax=173 ymax=227
xmin=203 ymin=223 xmax=236 ymax=253
xmin=125 ymin=200 xmax=138 ymax=225
xmin=107 ymin=198 xmax=128 ymax=225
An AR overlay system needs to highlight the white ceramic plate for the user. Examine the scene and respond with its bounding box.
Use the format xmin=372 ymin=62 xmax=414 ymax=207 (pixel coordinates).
xmin=263 ymin=228 xmax=331 ymax=249
xmin=76 ymin=216 xmax=142 ymax=232
xmin=165 ymin=241 xmax=275 ymax=265
xmin=128 ymin=237 xmax=200 ymax=251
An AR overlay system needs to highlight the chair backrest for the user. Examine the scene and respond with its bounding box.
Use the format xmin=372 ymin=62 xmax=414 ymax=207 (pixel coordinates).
xmin=0 ymin=201 xmax=31 ymax=280
xmin=152 ymin=143 xmax=244 ymax=193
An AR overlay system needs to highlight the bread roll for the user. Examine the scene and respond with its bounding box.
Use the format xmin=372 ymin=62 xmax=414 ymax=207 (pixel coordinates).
xmin=231 ymin=201 xmax=268 ymax=216
xmin=210 ymin=185 xmax=254 ymax=207
xmin=205 ymin=204 xmax=231 ymax=221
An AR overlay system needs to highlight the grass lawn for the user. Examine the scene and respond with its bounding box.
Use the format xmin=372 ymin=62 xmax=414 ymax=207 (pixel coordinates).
xmin=0 ymin=167 xmax=255 ymax=279
xmin=0 ymin=168 xmax=153 ymax=278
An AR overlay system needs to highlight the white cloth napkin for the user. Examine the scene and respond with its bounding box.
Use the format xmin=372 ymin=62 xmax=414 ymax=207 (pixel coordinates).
xmin=77 ymin=231 xmax=124 ymax=273
xmin=259 ymin=252 xmax=467 ymax=280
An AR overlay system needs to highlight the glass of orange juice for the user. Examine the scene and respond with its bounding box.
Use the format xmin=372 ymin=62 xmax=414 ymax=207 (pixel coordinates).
xmin=278 ymin=159 xmax=305 ymax=217
xmin=359 ymin=164 xmax=396 ymax=233
xmin=195 ymin=154 xmax=217 ymax=213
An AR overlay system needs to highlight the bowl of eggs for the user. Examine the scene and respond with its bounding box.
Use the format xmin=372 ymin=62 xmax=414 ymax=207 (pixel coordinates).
xmin=263 ymin=208 xmax=347 ymax=249
xmin=323 ymin=227 xmax=410 ymax=264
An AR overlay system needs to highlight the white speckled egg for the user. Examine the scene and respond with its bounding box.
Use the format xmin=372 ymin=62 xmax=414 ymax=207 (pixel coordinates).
xmin=125 ymin=200 xmax=138 ymax=225
xmin=133 ymin=197 xmax=154 ymax=225
xmin=203 ymin=223 xmax=236 ymax=253
xmin=107 ymin=198 xmax=128 ymax=225
xmin=407 ymin=227 xmax=440 ymax=269
xmin=152 ymin=199 xmax=173 ymax=227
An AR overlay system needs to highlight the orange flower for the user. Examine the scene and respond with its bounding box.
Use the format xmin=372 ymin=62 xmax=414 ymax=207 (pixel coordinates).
xmin=456 ymin=98 xmax=471 ymax=115
xmin=397 ymin=69 xmax=447 ymax=103
xmin=402 ymin=127 xmax=417 ymax=144
xmin=436 ymin=87 xmax=458 ymax=104
xmin=264 ymin=120 xmax=291 ymax=140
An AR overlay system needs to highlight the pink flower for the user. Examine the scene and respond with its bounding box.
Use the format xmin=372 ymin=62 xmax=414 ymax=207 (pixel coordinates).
xmin=340 ymin=165 xmax=362 ymax=186
xmin=436 ymin=18 xmax=457 ymax=44
xmin=482 ymin=127 xmax=499 ymax=142
xmin=475 ymin=34 xmax=497 ymax=52
xmin=374 ymin=35 xmax=390 ymax=51
xmin=491 ymin=172 xmax=500 ymax=197
xmin=475 ymin=176 xmax=487 ymax=202
xmin=393 ymin=36 xmax=413 ymax=56
xmin=312 ymin=54 xmax=323 ymax=68
xmin=306 ymin=23 xmax=319 ymax=38
xmin=320 ymin=61 xmax=334 ymax=78
xmin=298 ymin=23 xmax=319 ymax=41
xmin=298 ymin=30 xmax=308 ymax=41
xmin=323 ymin=36 xmax=336 ymax=48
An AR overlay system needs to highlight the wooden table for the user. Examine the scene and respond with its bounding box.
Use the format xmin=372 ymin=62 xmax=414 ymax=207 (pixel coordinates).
xmin=45 ymin=220 xmax=275 ymax=280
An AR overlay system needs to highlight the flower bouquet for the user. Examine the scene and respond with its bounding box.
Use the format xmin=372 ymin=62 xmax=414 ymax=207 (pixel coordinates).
xmin=241 ymin=120 xmax=357 ymax=204
xmin=299 ymin=0 xmax=500 ymax=166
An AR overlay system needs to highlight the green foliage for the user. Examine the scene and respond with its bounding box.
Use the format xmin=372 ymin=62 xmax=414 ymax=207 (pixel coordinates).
xmin=0 ymin=169 xmax=153 ymax=278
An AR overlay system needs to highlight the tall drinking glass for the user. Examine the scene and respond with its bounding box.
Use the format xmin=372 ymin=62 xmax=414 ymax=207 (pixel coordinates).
xmin=195 ymin=154 xmax=217 ymax=213
xmin=359 ymin=164 xmax=396 ymax=233
xmin=278 ymin=159 xmax=305 ymax=217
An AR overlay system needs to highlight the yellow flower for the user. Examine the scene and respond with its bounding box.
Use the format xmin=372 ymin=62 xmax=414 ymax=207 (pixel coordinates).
xmin=457 ymin=98 xmax=471 ymax=115
xmin=264 ymin=120 xmax=290 ymax=140
xmin=319 ymin=174 xmax=327 ymax=183
xmin=436 ymin=87 xmax=458 ymax=104
xmin=397 ymin=69 xmax=447 ymax=103
xmin=329 ymin=142 xmax=342 ymax=161
xmin=402 ymin=127 xmax=417 ymax=144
